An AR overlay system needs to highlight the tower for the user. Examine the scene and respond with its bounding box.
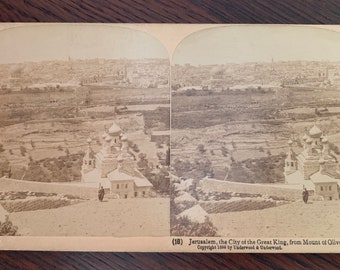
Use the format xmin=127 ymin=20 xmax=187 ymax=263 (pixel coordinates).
xmin=81 ymin=138 xmax=95 ymax=176
xmin=284 ymin=140 xmax=297 ymax=177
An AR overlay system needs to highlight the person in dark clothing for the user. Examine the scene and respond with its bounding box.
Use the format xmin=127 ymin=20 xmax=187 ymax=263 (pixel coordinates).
xmin=98 ymin=185 xmax=105 ymax=202
xmin=302 ymin=187 xmax=309 ymax=204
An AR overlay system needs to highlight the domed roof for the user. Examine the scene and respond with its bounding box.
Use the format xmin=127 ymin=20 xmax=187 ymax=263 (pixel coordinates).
xmin=309 ymin=125 xmax=322 ymax=137
xmin=211 ymin=66 xmax=225 ymax=75
xmin=105 ymin=135 xmax=113 ymax=142
xmin=117 ymin=154 xmax=124 ymax=162
xmin=121 ymin=134 xmax=128 ymax=141
xmin=108 ymin=121 xmax=122 ymax=135
xmin=321 ymin=136 xmax=329 ymax=143
xmin=288 ymin=140 xmax=293 ymax=145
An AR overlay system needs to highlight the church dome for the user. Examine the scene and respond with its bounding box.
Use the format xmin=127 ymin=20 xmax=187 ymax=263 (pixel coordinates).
xmin=211 ymin=66 xmax=225 ymax=75
xmin=108 ymin=121 xmax=122 ymax=135
xmin=319 ymin=157 xmax=325 ymax=164
xmin=117 ymin=154 xmax=124 ymax=163
xmin=288 ymin=140 xmax=293 ymax=145
xmin=309 ymin=125 xmax=322 ymax=138
xmin=105 ymin=135 xmax=113 ymax=142
xmin=322 ymin=136 xmax=329 ymax=143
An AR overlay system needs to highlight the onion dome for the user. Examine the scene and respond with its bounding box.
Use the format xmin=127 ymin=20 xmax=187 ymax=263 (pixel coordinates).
xmin=211 ymin=66 xmax=225 ymax=75
xmin=117 ymin=154 xmax=124 ymax=163
xmin=108 ymin=121 xmax=122 ymax=135
xmin=302 ymin=134 xmax=308 ymax=141
xmin=121 ymin=134 xmax=128 ymax=141
xmin=319 ymin=157 xmax=325 ymax=164
xmin=321 ymin=136 xmax=329 ymax=144
xmin=309 ymin=124 xmax=322 ymax=138
xmin=105 ymin=135 xmax=113 ymax=142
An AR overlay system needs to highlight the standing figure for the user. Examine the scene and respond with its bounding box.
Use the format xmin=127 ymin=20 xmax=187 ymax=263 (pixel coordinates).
xmin=302 ymin=187 xmax=309 ymax=204
xmin=98 ymin=185 xmax=105 ymax=202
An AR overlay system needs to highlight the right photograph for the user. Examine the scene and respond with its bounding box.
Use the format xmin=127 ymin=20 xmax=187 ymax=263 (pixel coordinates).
xmin=170 ymin=25 xmax=340 ymax=238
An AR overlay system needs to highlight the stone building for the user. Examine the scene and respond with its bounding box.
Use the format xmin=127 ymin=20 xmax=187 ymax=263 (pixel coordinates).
xmin=284 ymin=124 xmax=340 ymax=200
xmin=81 ymin=121 xmax=153 ymax=198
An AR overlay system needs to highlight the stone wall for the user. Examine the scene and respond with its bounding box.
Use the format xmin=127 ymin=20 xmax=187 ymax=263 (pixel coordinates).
xmin=199 ymin=179 xmax=302 ymax=201
xmin=0 ymin=177 xmax=98 ymax=199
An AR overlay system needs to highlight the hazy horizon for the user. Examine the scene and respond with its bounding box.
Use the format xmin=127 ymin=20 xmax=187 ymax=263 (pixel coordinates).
xmin=0 ymin=25 xmax=168 ymax=64
xmin=173 ymin=25 xmax=340 ymax=65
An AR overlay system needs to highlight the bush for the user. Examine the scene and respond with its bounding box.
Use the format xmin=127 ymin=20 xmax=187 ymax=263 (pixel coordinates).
xmin=171 ymin=216 xmax=218 ymax=237
xmin=197 ymin=144 xmax=206 ymax=154
xmin=20 ymin=146 xmax=26 ymax=156
xmin=0 ymin=216 xmax=18 ymax=236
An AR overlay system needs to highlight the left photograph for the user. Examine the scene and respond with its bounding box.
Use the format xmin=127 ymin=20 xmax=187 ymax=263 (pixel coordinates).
xmin=0 ymin=24 xmax=170 ymax=237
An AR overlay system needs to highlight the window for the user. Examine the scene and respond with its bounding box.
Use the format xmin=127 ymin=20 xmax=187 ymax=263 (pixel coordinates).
xmin=84 ymin=160 xmax=87 ymax=165
xmin=125 ymin=184 xmax=128 ymax=188
xmin=124 ymin=194 xmax=127 ymax=199
xmin=89 ymin=160 xmax=91 ymax=165
xmin=330 ymin=196 xmax=333 ymax=200
xmin=321 ymin=186 xmax=323 ymax=191
xmin=135 ymin=192 xmax=138 ymax=197
xmin=117 ymin=184 xmax=119 ymax=189
xmin=329 ymin=186 xmax=332 ymax=191
xmin=143 ymin=191 xmax=146 ymax=196
xmin=291 ymin=162 xmax=294 ymax=166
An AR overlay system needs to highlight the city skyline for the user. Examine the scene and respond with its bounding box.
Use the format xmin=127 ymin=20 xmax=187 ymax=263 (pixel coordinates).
xmin=173 ymin=25 xmax=340 ymax=65
xmin=0 ymin=25 xmax=168 ymax=64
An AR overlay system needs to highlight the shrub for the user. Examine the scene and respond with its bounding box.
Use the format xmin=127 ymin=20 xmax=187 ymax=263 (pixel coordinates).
xmin=197 ymin=144 xmax=206 ymax=154
xmin=20 ymin=146 xmax=26 ymax=156
xmin=170 ymin=216 xmax=218 ymax=237
xmin=0 ymin=216 xmax=18 ymax=236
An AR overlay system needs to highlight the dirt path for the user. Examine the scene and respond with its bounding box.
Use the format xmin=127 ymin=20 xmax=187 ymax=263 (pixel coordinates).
xmin=210 ymin=200 xmax=340 ymax=238
xmin=10 ymin=198 xmax=169 ymax=237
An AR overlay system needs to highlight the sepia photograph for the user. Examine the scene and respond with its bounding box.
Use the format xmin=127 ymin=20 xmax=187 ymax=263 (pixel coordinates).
xmin=170 ymin=25 xmax=340 ymax=238
xmin=0 ymin=24 xmax=170 ymax=237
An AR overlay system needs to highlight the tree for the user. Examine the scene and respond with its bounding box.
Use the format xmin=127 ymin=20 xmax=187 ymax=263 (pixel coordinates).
xmin=221 ymin=146 xmax=228 ymax=157
xmin=171 ymin=216 xmax=218 ymax=237
xmin=165 ymin=147 xmax=170 ymax=166
xmin=197 ymin=144 xmax=206 ymax=154
xmin=0 ymin=216 xmax=17 ymax=236
xmin=20 ymin=146 xmax=26 ymax=156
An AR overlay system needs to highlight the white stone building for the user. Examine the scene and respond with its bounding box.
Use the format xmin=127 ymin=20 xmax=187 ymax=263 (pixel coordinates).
xmin=284 ymin=124 xmax=340 ymax=200
xmin=81 ymin=121 xmax=153 ymax=198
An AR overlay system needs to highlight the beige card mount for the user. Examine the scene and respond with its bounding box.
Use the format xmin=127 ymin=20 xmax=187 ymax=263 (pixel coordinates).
xmin=1 ymin=24 xmax=340 ymax=252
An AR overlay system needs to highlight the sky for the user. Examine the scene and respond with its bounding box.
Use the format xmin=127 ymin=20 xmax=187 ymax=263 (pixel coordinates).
xmin=173 ymin=25 xmax=340 ymax=65
xmin=0 ymin=24 xmax=168 ymax=64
